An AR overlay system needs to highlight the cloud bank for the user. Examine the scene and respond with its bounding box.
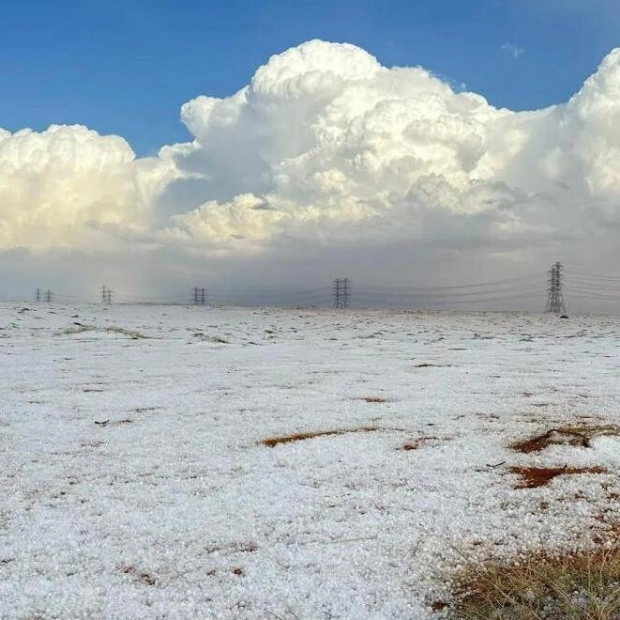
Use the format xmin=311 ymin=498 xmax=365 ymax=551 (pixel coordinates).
xmin=2 ymin=41 xmax=620 ymax=305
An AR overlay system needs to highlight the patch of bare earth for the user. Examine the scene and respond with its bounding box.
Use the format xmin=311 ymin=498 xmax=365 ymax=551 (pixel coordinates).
xmin=401 ymin=436 xmax=452 ymax=451
xmin=121 ymin=566 xmax=156 ymax=586
xmin=510 ymin=424 xmax=620 ymax=454
xmin=510 ymin=465 xmax=608 ymax=489
xmin=259 ymin=426 xmax=382 ymax=447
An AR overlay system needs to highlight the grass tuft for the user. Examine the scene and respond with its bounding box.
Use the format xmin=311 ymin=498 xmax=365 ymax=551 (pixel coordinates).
xmin=104 ymin=326 xmax=147 ymax=339
xmin=60 ymin=325 xmax=147 ymax=339
xmin=450 ymin=545 xmax=620 ymax=619
xmin=61 ymin=325 xmax=95 ymax=335
xmin=193 ymin=333 xmax=230 ymax=344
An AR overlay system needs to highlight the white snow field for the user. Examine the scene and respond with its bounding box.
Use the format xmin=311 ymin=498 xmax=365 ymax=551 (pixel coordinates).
xmin=2 ymin=303 xmax=620 ymax=619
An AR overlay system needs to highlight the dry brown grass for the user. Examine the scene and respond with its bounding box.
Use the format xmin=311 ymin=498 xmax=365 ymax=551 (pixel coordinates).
xmin=61 ymin=325 xmax=94 ymax=335
xmin=510 ymin=466 xmax=607 ymax=489
xmin=449 ymin=545 xmax=620 ymax=619
xmin=60 ymin=325 xmax=147 ymax=339
xmin=361 ymin=396 xmax=388 ymax=403
xmin=510 ymin=425 xmax=620 ymax=454
xmin=401 ymin=436 xmax=450 ymax=451
xmin=105 ymin=326 xmax=147 ymax=339
xmin=260 ymin=426 xmax=381 ymax=447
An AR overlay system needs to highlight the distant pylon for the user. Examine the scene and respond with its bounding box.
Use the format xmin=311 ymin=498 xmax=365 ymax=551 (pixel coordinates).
xmin=193 ymin=287 xmax=207 ymax=305
xmin=332 ymin=278 xmax=351 ymax=308
xmin=35 ymin=288 xmax=41 ymax=302
xmin=545 ymin=262 xmax=567 ymax=314
xmin=45 ymin=289 xmax=53 ymax=303
xmin=101 ymin=286 xmax=112 ymax=305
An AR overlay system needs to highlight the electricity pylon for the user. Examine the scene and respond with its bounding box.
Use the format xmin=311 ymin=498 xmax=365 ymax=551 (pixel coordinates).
xmin=545 ymin=262 xmax=567 ymax=314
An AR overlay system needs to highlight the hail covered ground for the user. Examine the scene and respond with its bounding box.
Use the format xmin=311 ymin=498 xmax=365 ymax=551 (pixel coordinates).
xmin=2 ymin=303 xmax=620 ymax=618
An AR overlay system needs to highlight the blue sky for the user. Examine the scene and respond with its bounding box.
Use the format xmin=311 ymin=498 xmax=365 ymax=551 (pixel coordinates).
xmin=1 ymin=0 xmax=618 ymax=155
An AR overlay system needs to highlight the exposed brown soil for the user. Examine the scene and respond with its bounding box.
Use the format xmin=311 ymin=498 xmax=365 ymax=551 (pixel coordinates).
xmin=260 ymin=426 xmax=381 ymax=447
xmin=361 ymin=396 xmax=388 ymax=403
xmin=401 ymin=436 xmax=445 ymax=451
xmin=122 ymin=566 xmax=156 ymax=586
xmin=431 ymin=600 xmax=449 ymax=612
xmin=510 ymin=465 xmax=607 ymax=489
xmin=510 ymin=424 xmax=620 ymax=453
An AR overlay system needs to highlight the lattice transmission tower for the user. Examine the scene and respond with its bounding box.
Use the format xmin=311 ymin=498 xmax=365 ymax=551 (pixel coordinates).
xmin=332 ymin=278 xmax=351 ymax=309
xmin=545 ymin=262 xmax=567 ymax=314
xmin=193 ymin=287 xmax=207 ymax=305
xmin=35 ymin=288 xmax=53 ymax=302
xmin=101 ymin=285 xmax=113 ymax=305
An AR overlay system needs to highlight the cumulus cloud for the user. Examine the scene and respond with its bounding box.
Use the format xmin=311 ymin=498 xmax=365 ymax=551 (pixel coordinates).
xmin=2 ymin=40 xmax=620 ymax=303
xmin=0 ymin=125 xmax=179 ymax=252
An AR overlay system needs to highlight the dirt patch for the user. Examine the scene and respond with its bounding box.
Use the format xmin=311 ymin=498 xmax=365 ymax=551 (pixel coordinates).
xmin=122 ymin=566 xmax=156 ymax=586
xmin=193 ymin=333 xmax=230 ymax=344
xmin=260 ymin=426 xmax=381 ymax=447
xmin=401 ymin=436 xmax=450 ymax=451
xmin=510 ymin=424 xmax=620 ymax=453
xmin=94 ymin=418 xmax=133 ymax=427
xmin=591 ymin=519 xmax=620 ymax=546
xmin=361 ymin=396 xmax=388 ymax=403
xmin=510 ymin=465 xmax=607 ymax=489
xmin=204 ymin=542 xmax=258 ymax=555
xmin=431 ymin=600 xmax=449 ymax=612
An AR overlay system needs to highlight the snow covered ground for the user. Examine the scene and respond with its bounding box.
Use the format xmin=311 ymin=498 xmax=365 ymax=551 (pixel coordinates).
xmin=2 ymin=303 xmax=620 ymax=619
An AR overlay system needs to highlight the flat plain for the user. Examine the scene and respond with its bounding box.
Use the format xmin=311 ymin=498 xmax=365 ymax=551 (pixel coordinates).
xmin=2 ymin=303 xmax=620 ymax=619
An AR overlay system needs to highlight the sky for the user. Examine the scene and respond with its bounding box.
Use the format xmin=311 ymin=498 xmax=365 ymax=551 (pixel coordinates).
xmin=1 ymin=0 xmax=618 ymax=155
xmin=1 ymin=1 xmax=620 ymax=310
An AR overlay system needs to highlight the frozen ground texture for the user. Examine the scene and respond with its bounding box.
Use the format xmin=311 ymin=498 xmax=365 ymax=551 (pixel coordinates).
xmin=2 ymin=304 xmax=620 ymax=619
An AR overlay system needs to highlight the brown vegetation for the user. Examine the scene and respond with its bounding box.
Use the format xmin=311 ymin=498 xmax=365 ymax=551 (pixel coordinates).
xmin=401 ymin=436 xmax=448 ymax=451
xmin=510 ymin=465 xmax=607 ymax=489
xmin=260 ymin=426 xmax=381 ymax=447
xmin=449 ymin=545 xmax=620 ymax=619
xmin=510 ymin=424 xmax=620 ymax=454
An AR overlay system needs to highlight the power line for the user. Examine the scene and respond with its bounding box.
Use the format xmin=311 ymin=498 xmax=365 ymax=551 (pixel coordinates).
xmin=352 ymin=273 xmax=545 ymax=292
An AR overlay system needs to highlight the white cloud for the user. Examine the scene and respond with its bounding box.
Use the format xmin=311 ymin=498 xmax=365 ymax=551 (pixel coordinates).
xmin=0 ymin=124 xmax=179 ymax=252
xmin=501 ymin=43 xmax=525 ymax=59
xmin=2 ymin=40 xmax=620 ymax=301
